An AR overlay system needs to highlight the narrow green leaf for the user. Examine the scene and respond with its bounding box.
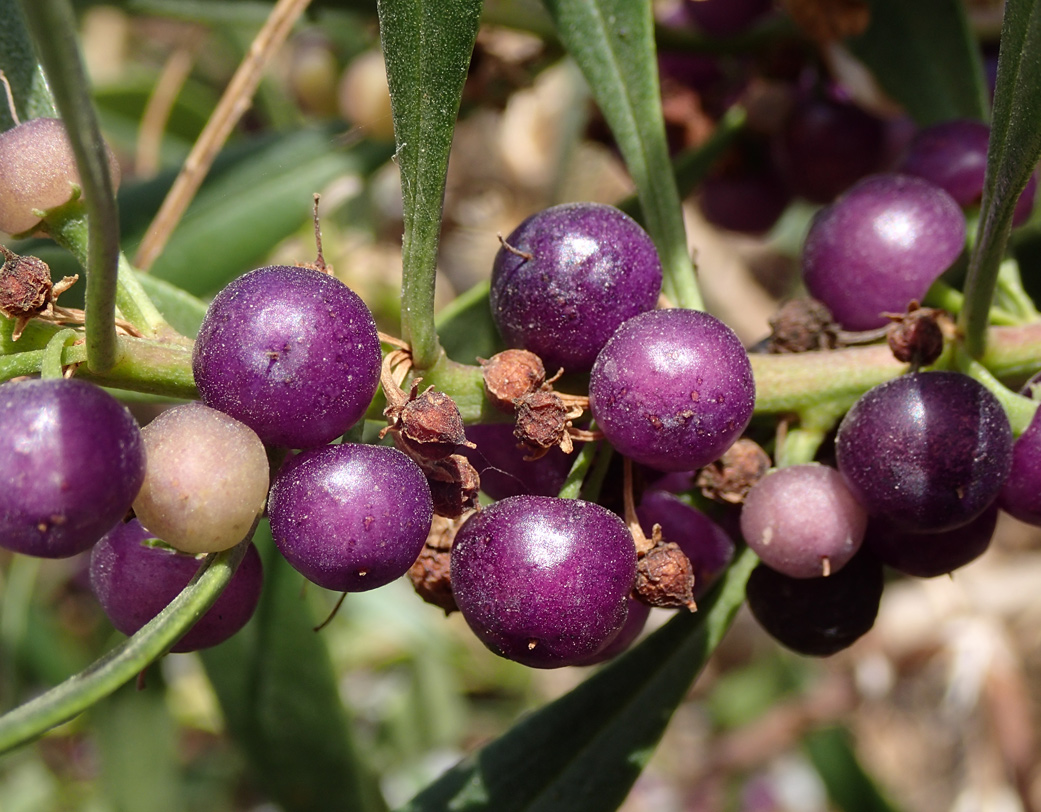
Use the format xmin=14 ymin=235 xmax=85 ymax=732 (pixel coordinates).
xmin=540 ymin=0 xmax=701 ymax=310
xmin=200 ymin=525 xmax=387 ymax=812
xmin=134 ymin=272 xmax=208 ymax=338
xmin=377 ymin=0 xmax=483 ymax=368
xmin=0 ymin=542 xmax=247 ymax=754
xmin=398 ymin=547 xmax=757 ymax=812
xmin=0 ymin=0 xmax=55 ymax=130
xmin=436 ymin=280 xmax=504 ymax=365
xmin=804 ymin=726 xmax=905 ymax=812
xmin=21 ymin=0 xmax=120 ymax=371
xmin=848 ymin=0 xmax=987 ymax=126
xmin=962 ymin=0 xmax=1041 ymax=356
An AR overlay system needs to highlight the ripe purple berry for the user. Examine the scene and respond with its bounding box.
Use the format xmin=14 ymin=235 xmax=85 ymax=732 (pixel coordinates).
xmin=450 ymin=495 xmax=637 ymax=668
xmin=0 ymin=378 xmax=144 ymax=558
xmin=268 ymin=444 xmax=433 ymax=592
xmin=490 ymin=203 xmax=663 ymax=372
xmin=90 ymin=519 xmax=263 ymax=652
xmin=589 ymin=308 xmax=755 ymax=472
xmin=193 ymin=265 xmax=382 ymax=448
xmin=836 ymin=372 xmax=1012 ymax=533
xmin=802 ymin=174 xmax=966 ymax=330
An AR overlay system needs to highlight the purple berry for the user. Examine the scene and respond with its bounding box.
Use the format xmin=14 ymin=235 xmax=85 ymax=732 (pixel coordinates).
xmin=865 ymin=506 xmax=997 ymax=578
xmin=450 ymin=495 xmax=637 ymax=668
xmin=589 ymin=308 xmax=755 ymax=472
xmin=0 ymin=378 xmax=144 ymax=558
xmin=636 ymin=490 xmax=734 ymax=595
xmin=490 ymin=203 xmax=663 ymax=373
xmin=193 ymin=265 xmax=382 ymax=448
xmin=745 ymin=548 xmax=884 ymax=657
xmin=0 ymin=118 xmax=121 ymax=236
xmin=836 ymin=372 xmax=1012 ymax=533
xmin=740 ymin=464 xmax=867 ymax=578
xmin=577 ymin=597 xmax=651 ymax=666
xmin=681 ymin=0 xmax=773 ymax=37
xmin=899 ymin=119 xmax=1038 ymax=227
xmin=268 ymin=443 xmax=433 ymax=592
xmin=90 ymin=519 xmax=263 ymax=652
xmin=698 ymin=162 xmax=791 ymax=235
xmin=998 ymin=405 xmax=1041 ymax=526
xmin=772 ymin=95 xmax=889 ymax=205
xmin=802 ymin=174 xmax=966 ymax=330
xmin=461 ymin=423 xmax=572 ymax=500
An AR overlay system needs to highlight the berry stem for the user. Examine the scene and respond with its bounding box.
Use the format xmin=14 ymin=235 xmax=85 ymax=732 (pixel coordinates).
xmin=558 ymin=439 xmax=603 ymax=500
xmin=39 ymin=327 xmax=77 ymax=379
xmin=20 ymin=0 xmax=120 ymax=372
xmin=924 ymin=279 xmax=1021 ymax=326
xmin=955 ymin=345 xmax=1039 ymax=435
xmin=0 ymin=539 xmax=249 ymax=755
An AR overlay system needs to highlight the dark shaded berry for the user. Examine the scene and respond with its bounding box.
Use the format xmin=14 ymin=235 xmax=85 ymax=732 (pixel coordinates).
xmin=865 ymin=506 xmax=997 ymax=577
xmin=462 ymin=422 xmax=572 ymax=500
xmin=998 ymin=405 xmax=1041 ymax=526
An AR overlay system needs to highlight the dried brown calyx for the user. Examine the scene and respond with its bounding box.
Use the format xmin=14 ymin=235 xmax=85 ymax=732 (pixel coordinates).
xmin=884 ymin=301 xmax=946 ymax=370
xmin=426 ymin=453 xmax=481 ymax=518
xmin=784 ymin=0 xmax=870 ymax=43
xmin=0 ymin=245 xmax=79 ymax=340
xmin=697 ymin=438 xmax=772 ymax=505
xmin=766 ymin=298 xmax=840 ymax=354
xmin=408 ymin=515 xmax=460 ymax=614
xmin=513 ymin=388 xmax=586 ymax=459
xmin=480 ymin=349 xmax=547 ymax=412
xmin=633 ymin=538 xmax=697 ymax=611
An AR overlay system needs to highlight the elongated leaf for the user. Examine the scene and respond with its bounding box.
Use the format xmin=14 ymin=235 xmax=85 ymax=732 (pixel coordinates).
xmin=962 ymin=0 xmax=1041 ymax=355
xmin=398 ymin=547 xmax=757 ymax=812
xmin=540 ymin=0 xmax=700 ymax=310
xmin=137 ymin=132 xmax=392 ymax=295
xmin=134 ymin=271 xmax=208 ymax=337
xmin=848 ymin=0 xmax=987 ymax=126
xmin=377 ymin=0 xmax=483 ymax=368
xmin=805 ymin=726 xmax=904 ymax=812
xmin=0 ymin=0 xmax=56 ymax=130
xmin=200 ymin=525 xmax=387 ymax=812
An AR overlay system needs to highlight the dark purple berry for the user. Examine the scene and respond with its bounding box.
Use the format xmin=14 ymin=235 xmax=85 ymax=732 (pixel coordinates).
xmin=698 ymin=162 xmax=791 ymax=235
xmin=577 ymin=597 xmax=651 ymax=666
xmin=461 ymin=423 xmax=572 ymax=500
xmin=268 ymin=443 xmax=433 ymax=592
xmin=681 ymin=0 xmax=773 ymax=37
xmin=0 ymin=378 xmax=144 ymax=558
xmin=450 ymin=495 xmax=637 ymax=668
xmin=636 ymin=490 xmax=734 ymax=595
xmin=90 ymin=519 xmax=263 ymax=652
xmin=490 ymin=203 xmax=662 ymax=373
xmin=865 ymin=506 xmax=997 ymax=578
xmin=998 ymin=405 xmax=1041 ymax=526
xmin=740 ymin=464 xmax=866 ymax=578
xmin=745 ymin=548 xmax=884 ymax=657
xmin=836 ymin=372 xmax=1012 ymax=533
xmin=193 ymin=265 xmax=381 ymax=448
xmin=899 ymin=118 xmax=1038 ymax=227
xmin=589 ymin=308 xmax=755 ymax=472
xmin=802 ymin=174 xmax=966 ymax=330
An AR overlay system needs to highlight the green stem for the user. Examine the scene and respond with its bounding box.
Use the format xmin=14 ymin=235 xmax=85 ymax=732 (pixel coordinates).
xmin=775 ymin=425 xmax=827 ymax=468
xmin=956 ymin=346 xmax=1039 ymax=435
xmin=0 ymin=541 xmax=248 ymax=754
xmin=558 ymin=439 xmax=604 ymax=500
xmin=40 ymin=328 xmax=78 ymax=379
xmin=924 ymin=279 xmax=1020 ymax=325
xmin=20 ymin=0 xmax=120 ymax=372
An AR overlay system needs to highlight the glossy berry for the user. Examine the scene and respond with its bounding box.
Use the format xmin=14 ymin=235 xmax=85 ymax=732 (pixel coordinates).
xmin=268 ymin=443 xmax=433 ymax=592
xmin=577 ymin=597 xmax=651 ymax=666
xmin=745 ymin=549 xmax=884 ymax=657
xmin=90 ymin=519 xmax=263 ymax=652
xmin=0 ymin=378 xmax=144 ymax=558
xmin=865 ymin=506 xmax=997 ymax=578
xmin=802 ymin=174 xmax=966 ymax=330
xmin=998 ymin=405 xmax=1041 ymax=526
xmin=836 ymin=372 xmax=1012 ymax=533
xmin=450 ymin=495 xmax=637 ymax=668
xmin=899 ymin=118 xmax=1037 ymax=227
xmin=636 ymin=490 xmax=734 ymax=595
xmin=193 ymin=265 xmax=381 ymax=448
xmin=133 ymin=402 xmax=269 ymax=554
xmin=740 ymin=464 xmax=867 ymax=578
xmin=589 ymin=308 xmax=755 ymax=472
xmin=0 ymin=118 xmax=121 ymax=236
xmin=490 ymin=203 xmax=662 ymax=372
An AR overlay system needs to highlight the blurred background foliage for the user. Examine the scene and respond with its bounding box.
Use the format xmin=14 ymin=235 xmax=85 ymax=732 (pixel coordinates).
xmin=2 ymin=1 xmax=1041 ymax=811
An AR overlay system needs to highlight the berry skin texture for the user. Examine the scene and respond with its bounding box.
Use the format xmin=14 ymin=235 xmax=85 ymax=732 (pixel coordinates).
xmin=836 ymin=372 xmax=1012 ymax=533
xmin=0 ymin=118 xmax=121 ymax=236
xmin=802 ymin=174 xmax=966 ymax=331
xmin=90 ymin=519 xmax=263 ymax=652
xmin=450 ymin=495 xmax=637 ymax=668
xmin=0 ymin=378 xmax=144 ymax=558
xmin=490 ymin=202 xmax=663 ymax=373
xmin=998 ymin=405 xmax=1041 ymax=526
xmin=589 ymin=308 xmax=755 ymax=472
xmin=268 ymin=444 xmax=433 ymax=592
xmin=193 ymin=265 xmax=381 ymax=448
xmin=133 ymin=402 xmax=270 ymax=554
xmin=740 ymin=463 xmax=867 ymax=579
